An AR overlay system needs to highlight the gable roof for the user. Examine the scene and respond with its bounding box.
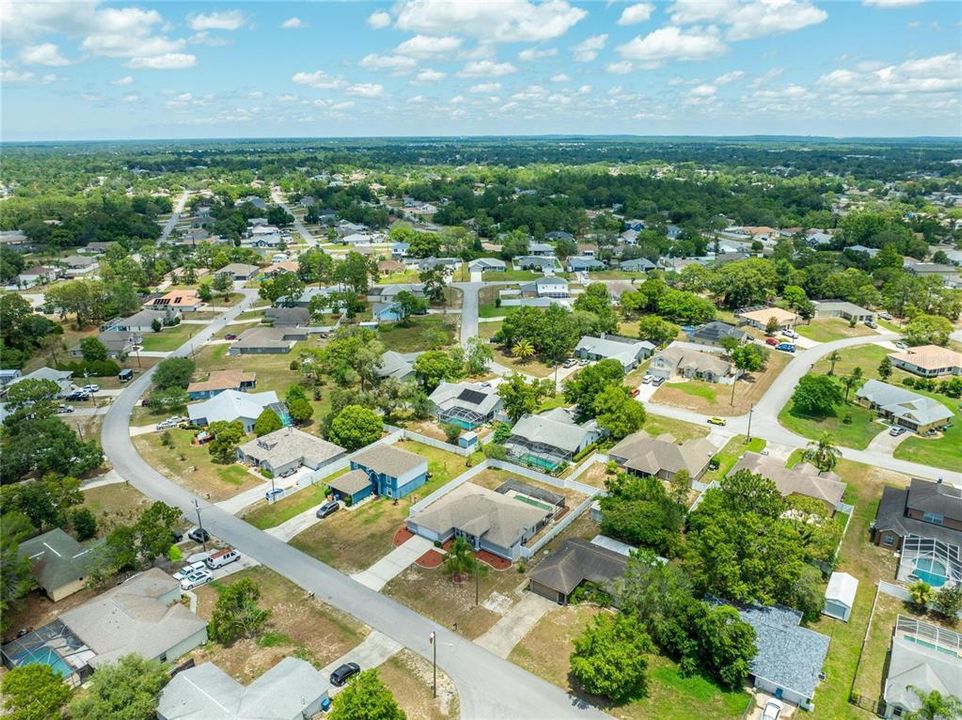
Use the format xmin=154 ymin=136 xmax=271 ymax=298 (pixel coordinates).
xmin=377 ymin=351 xmax=415 ymax=381
xmin=906 ymin=477 xmax=962 ymax=520
xmin=352 ymin=444 xmax=427 ymax=478
xmin=855 ymin=380 xmax=953 ymax=427
xmin=874 ymin=485 xmax=962 ymax=545
xmin=529 ymin=538 xmax=628 ymax=596
xmin=825 ymin=572 xmax=858 ymax=608
xmin=187 ymin=370 xmax=256 ymax=395
xmin=508 ymin=409 xmax=600 ymax=453
xmin=231 ymin=326 xmax=293 ymax=351
xmin=653 ymin=344 xmax=734 ymax=376
xmin=689 ymin=321 xmax=747 ymax=344
xmin=327 ymin=469 xmax=373 ymax=496
xmin=19 ymin=528 xmax=103 ymax=594
xmin=575 ymin=334 xmax=654 ymax=367
xmin=729 ymin=452 xmax=846 ymax=507
xmin=609 ymin=432 xmax=717 ymax=477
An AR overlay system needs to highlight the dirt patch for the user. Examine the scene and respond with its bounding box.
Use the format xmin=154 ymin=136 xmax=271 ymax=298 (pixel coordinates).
xmin=394 ymin=526 xmax=415 ymax=546
xmin=2 ymin=587 xmax=99 ymax=643
xmin=417 ymin=550 xmax=445 ymax=568
xmin=476 ymin=549 xmax=512 ymax=570
xmin=379 ymin=649 xmax=459 ymax=720
xmin=82 ymin=482 xmax=153 ymax=532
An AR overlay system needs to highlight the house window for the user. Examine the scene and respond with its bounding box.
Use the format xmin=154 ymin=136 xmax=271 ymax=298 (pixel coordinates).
xmin=882 ymin=534 xmax=895 ymax=546
xmin=922 ymin=512 xmax=944 ymax=525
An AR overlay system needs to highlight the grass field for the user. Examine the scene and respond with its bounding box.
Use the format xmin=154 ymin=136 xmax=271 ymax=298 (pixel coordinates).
xmin=699 ymin=435 xmax=767 ymax=485
xmin=779 ymin=397 xmax=881 ymax=450
xmin=643 ymin=414 xmax=709 ymax=441
xmin=796 ymin=319 xmax=876 ymax=343
xmin=378 ymin=315 xmax=458 ymax=352
xmin=190 ymin=567 xmax=366 ymax=682
xmin=82 ymin=482 xmax=153 ymax=532
xmin=893 ymin=393 xmax=962 ymax=471
xmin=139 ymin=323 xmax=202 ymax=351
xmin=508 ymin=605 xmax=751 ymax=720
xmin=482 ymin=270 xmax=538 ymax=281
xmin=379 ymin=650 xmax=459 ymax=720
xmin=133 ymin=428 xmax=261 ymax=501
xmin=586 ymin=271 xmax=646 ymax=281
xmin=243 ymin=468 xmax=348 ymax=529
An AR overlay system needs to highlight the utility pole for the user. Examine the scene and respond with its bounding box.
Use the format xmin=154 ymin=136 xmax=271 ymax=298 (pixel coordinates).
xmin=193 ymin=498 xmax=207 ymax=552
xmin=475 ymin=568 xmax=480 ymax=606
xmin=429 ymin=631 xmax=437 ymax=698
xmin=747 ymin=404 xmax=754 ymax=441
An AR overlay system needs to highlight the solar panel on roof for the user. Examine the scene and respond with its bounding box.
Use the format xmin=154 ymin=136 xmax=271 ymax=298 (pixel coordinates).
xmin=457 ymin=389 xmax=488 ymax=405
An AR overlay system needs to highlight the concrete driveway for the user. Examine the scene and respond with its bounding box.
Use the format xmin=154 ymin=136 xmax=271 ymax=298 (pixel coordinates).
xmin=351 ymin=535 xmax=435 ymax=591
xmin=865 ymin=425 xmax=912 ymax=455
xmin=266 ymin=502 xmax=328 ymax=542
xmin=475 ymin=592 xmax=557 ymax=658
xmin=322 ymin=631 xmax=403 ymax=695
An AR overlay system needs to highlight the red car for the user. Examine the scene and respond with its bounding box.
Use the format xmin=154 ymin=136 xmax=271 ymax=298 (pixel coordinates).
xmin=225 ymin=333 xmax=238 ymax=340
xmin=765 ymin=337 xmax=779 ymax=346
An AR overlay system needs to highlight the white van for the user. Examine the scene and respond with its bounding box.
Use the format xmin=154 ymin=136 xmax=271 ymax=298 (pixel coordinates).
xmin=204 ymin=547 xmax=240 ymax=570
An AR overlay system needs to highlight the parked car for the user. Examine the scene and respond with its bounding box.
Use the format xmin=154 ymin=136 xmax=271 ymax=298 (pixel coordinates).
xmin=56 ymin=405 xmax=74 ymax=414
xmin=316 ymin=500 xmax=340 ymax=519
xmin=895 ymin=341 xmax=907 ymax=349
xmin=188 ymin=527 xmax=210 ymax=543
xmin=707 ymin=416 xmax=727 ymax=426
xmin=889 ymin=425 xmax=908 ymax=437
xmin=762 ymin=700 xmax=783 ymax=720
xmin=170 ymin=529 xmax=184 ymax=543
xmin=65 ymin=390 xmax=89 ymax=401
xmin=651 ymin=377 xmax=666 ymax=387
xmin=775 ymin=342 xmax=796 ymax=353
xmin=865 ymin=320 xmax=878 ymax=329
xmin=172 ymin=561 xmax=206 ymax=581
xmin=180 ymin=568 xmax=213 ymax=590
xmin=329 ymin=662 xmax=360 ymax=687
xmin=641 ymin=375 xmax=653 ymax=384
xmin=629 ymin=387 xmax=640 ymax=398
xmin=205 ymin=547 xmax=240 ymax=570
xmin=225 ymin=333 xmax=238 ymax=340
xmin=765 ymin=337 xmax=779 ymax=346
xmin=82 ymin=384 xmax=100 ymax=393
xmin=265 ymin=487 xmax=284 ymax=502
xmin=781 ymin=328 xmax=798 ymax=339
xmin=578 ymin=358 xmax=590 ymax=366
xmin=119 ymin=368 xmax=134 ymax=383
xmin=562 ymin=358 xmax=578 ymax=368
xmin=279 ymin=467 xmax=297 ymax=478
xmin=879 ymin=311 xmax=892 ymax=320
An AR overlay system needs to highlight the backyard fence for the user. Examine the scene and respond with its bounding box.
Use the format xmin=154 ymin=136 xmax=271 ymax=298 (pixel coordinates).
xmin=488 ymin=458 xmax=600 ymax=497
xmin=521 ymin=495 xmax=596 ymax=560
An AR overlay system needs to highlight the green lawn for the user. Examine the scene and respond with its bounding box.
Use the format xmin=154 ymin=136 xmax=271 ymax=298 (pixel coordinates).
xmin=378 ymin=316 xmax=457 ymax=352
xmin=778 ymin=400 xmax=880 ymax=450
xmin=700 ymin=435 xmax=767 ymax=484
xmin=811 ymin=344 xmax=894 ymax=380
xmin=395 ymin=439 xmax=469 ymax=484
xmin=380 ymin=270 xmax=421 ymax=285
xmin=586 ymin=271 xmax=646 ymax=281
xmin=139 ymin=323 xmax=199 ymax=351
xmin=663 ymin=381 xmax=718 ymax=403
xmin=643 ymin=415 xmax=709 ymax=441
xmin=478 ymin=304 xmax=519 ymax=318
xmin=482 ymin=270 xmax=538 ymax=281
xmin=243 ymin=468 xmax=348 ymax=529
xmin=893 ymin=393 xmax=962 ymax=471
xmin=796 ymin=319 xmax=875 ymax=343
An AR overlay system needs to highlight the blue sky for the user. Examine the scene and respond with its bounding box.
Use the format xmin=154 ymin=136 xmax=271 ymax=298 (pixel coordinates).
xmin=2 ymin=0 xmax=960 ymax=141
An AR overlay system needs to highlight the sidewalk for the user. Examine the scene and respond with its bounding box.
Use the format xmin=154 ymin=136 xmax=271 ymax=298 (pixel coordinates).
xmin=351 ymin=535 xmax=435 ymax=591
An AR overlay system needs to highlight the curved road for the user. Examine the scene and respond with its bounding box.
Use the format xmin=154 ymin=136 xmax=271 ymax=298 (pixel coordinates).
xmin=101 ymin=290 xmax=608 ymax=720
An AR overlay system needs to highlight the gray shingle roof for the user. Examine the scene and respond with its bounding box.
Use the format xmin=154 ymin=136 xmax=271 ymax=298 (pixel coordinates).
xmin=884 ymin=633 xmax=962 ymax=713
xmin=689 ymin=321 xmax=746 ymax=344
xmin=236 ymin=427 xmax=343 ymax=468
xmin=429 ymin=381 xmax=503 ymax=417
xmin=327 ymin=469 xmax=372 ymax=496
xmin=609 ymin=433 xmax=717 ymax=477
xmin=377 ymin=351 xmax=414 ymax=381
xmin=352 ymin=444 xmax=427 ymax=478
xmin=730 ymin=452 xmax=846 ymax=507
xmin=508 ymin=410 xmax=599 ymax=454
xmin=529 ymin=538 xmax=627 ymax=596
xmin=18 ymin=529 xmax=103 ymax=595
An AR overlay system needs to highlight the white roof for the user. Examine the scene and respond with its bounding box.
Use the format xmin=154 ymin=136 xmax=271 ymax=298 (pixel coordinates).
xmin=825 ymin=572 xmax=858 ymax=608
xmin=188 ymin=390 xmax=279 ymax=424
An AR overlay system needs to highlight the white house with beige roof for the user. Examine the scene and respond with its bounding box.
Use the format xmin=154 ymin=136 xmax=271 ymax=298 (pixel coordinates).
xmin=889 ymin=344 xmax=962 ymax=378
xmin=736 ymin=306 xmax=798 ymax=331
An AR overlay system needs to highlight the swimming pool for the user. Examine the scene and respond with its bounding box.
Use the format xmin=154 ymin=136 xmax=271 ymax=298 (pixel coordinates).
xmin=913 ymin=557 xmax=949 ymax=587
xmin=10 ymin=647 xmax=73 ymax=677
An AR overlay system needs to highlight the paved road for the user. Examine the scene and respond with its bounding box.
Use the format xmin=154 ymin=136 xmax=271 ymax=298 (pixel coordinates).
xmin=271 ymin=186 xmax=317 ymax=246
xmin=100 ymin=291 xmax=609 ymax=720
xmin=159 ymin=190 xmax=190 ymax=243
xmin=457 ymin=281 xmax=481 ymax=346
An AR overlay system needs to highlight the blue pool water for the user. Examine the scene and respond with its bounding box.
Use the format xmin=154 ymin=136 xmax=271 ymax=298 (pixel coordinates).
xmin=913 ymin=558 xmax=948 ymax=587
xmin=11 ymin=648 xmax=73 ymax=677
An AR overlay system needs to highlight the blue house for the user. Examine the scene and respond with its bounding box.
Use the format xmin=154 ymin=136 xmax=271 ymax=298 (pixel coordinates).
xmin=344 ymin=444 xmax=429 ymax=501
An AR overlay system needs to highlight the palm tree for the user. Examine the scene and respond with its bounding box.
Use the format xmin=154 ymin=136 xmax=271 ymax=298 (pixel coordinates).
xmin=512 ymin=339 xmax=535 ymax=364
xmin=842 ymin=367 xmax=864 ymax=402
xmin=905 ymin=687 xmax=962 ymax=720
xmin=908 ymin=580 xmax=934 ymax=610
xmin=803 ymin=432 xmax=841 ymax=471
xmin=444 ymin=537 xmax=475 ymax=582
xmin=827 ymin=350 xmax=842 ymax=375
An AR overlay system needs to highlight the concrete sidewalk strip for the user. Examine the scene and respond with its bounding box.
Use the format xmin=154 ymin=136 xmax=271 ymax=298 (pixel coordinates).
xmin=475 ymin=592 xmax=556 ymax=658
xmin=322 ymin=631 xmax=403 ymax=694
xmin=80 ymin=469 xmax=127 ymax=490
xmin=351 ymin=535 xmax=436 ymax=591
xmin=267 ymin=503 xmax=327 ymax=542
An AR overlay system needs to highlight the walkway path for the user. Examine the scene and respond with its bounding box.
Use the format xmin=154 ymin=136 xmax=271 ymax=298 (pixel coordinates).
xmin=351 ymin=535 xmax=435 ymax=591
xmin=475 ymin=592 xmax=557 ymax=658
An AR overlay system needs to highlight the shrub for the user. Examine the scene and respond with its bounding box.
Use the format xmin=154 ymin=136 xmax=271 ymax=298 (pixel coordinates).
xmin=442 ymin=422 xmax=462 ymax=444
xmin=70 ymin=507 xmax=98 ymax=541
xmin=902 ymin=377 xmax=916 ymax=387
xmin=842 ymin=413 xmax=853 ymax=425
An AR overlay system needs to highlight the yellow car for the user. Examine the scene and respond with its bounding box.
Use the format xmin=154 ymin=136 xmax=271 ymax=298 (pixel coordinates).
xmin=707 ymin=416 xmax=727 ymax=426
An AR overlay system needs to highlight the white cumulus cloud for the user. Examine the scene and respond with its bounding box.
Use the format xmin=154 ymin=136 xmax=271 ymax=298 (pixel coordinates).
xmin=668 ymin=0 xmax=827 ymax=40
xmin=457 ymin=60 xmax=518 ymax=77
xmin=347 ymin=83 xmax=385 ymax=98
xmin=572 ymin=34 xmax=607 ymax=62
xmin=20 ymin=43 xmax=71 ymax=66
xmin=394 ymin=0 xmax=587 ymax=43
xmin=187 ymin=10 xmax=248 ymax=32
xmin=551 ymin=73 xmax=570 ymax=82
xmin=617 ymin=27 xmax=726 ymax=66
xmin=128 ymin=53 xmax=195 ymax=70
xmin=412 ymin=68 xmax=446 ymax=83
xmin=359 ymin=54 xmax=418 ymax=72
xmin=470 ymin=82 xmax=502 ymax=93
xmin=863 ymin=0 xmax=925 ymax=6
xmin=395 ymin=34 xmax=463 ymax=57
xmin=818 ymin=52 xmax=961 ymax=94
xmin=111 ymin=75 xmax=134 ymax=86
xmin=606 ymin=61 xmax=634 ymax=74
xmin=519 ymin=47 xmax=558 ymax=61
xmin=291 ymin=70 xmax=346 ymax=89
xmin=618 ymin=3 xmax=655 ymax=25
xmin=281 ymin=17 xmax=306 ymax=29
xmin=368 ymin=10 xmax=392 ymax=29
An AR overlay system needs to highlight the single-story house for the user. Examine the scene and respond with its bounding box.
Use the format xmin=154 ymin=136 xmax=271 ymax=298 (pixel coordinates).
xmin=882 ymin=617 xmax=962 ymax=719
xmin=407 ymin=482 xmax=552 ymax=561
xmin=368 ymin=283 xmax=425 ymax=303
xmin=888 ymin=345 xmax=962 ymax=378
xmin=377 ymin=351 xmax=415 ymax=382
xmin=505 ymin=407 xmax=605 ymax=470
xmin=736 ymin=306 xmax=798 ymax=331
xmin=217 ymin=263 xmax=260 ymax=281
xmin=8 ymin=367 xmax=74 ymax=398
xmin=187 ymin=369 xmax=257 ymax=400
xmin=574 ymin=334 xmax=654 ymax=370
xmin=418 ymin=257 xmax=459 ymax=273
xmin=263 ymin=260 xmax=299 ymax=277
xmin=855 ymin=379 xmax=953 ymax=434
xmin=687 ymin=321 xmax=748 ymax=348
xmin=528 ymin=538 xmax=628 ymax=605
xmin=904 ymin=259 xmax=961 ymax=286
xmin=872 ymin=477 xmax=962 ymax=551
xmin=157 ymin=657 xmax=329 ymax=720
xmin=236 ymin=427 xmax=344 ymax=476
xmin=567 ymin=256 xmax=605 ymax=273
xmin=734 ymin=602 xmax=831 ymax=711
xmin=619 ymin=257 xmax=656 ymax=272
xmin=264 ymin=307 xmax=311 ymax=327
xmin=18 ymin=528 xmax=103 ymax=602
xmin=103 ymin=308 xmax=177 ymax=334
xmin=347 ymin=444 xmax=429 ymax=501
xmin=729 ymin=452 xmax=847 ymax=510
xmin=187 ymin=390 xmax=286 ymax=433
xmin=577 ymin=243 xmax=598 ymax=257
xmin=391 ymin=242 xmax=410 ymax=259
xmin=69 ymin=329 xmax=140 ymax=360
xmin=377 ymin=259 xmax=406 ymax=275
xmin=649 ymin=342 xmax=740 ymax=384
xmin=812 ymin=300 xmax=875 ymax=323
xmin=150 ymin=289 xmax=202 ymax=312
xmin=519 ymin=276 xmax=569 ymax=299
xmin=228 ymin=327 xmax=296 ymax=356
xmin=237 ymin=196 xmax=267 ymax=210
xmin=527 ymin=242 xmax=554 ymax=256
xmin=608 ymin=432 xmax=717 ymax=482
xmin=513 ymin=256 xmax=557 ymax=273
xmin=469 ymin=257 xmax=507 ymax=272
xmin=0 ymin=368 xmax=22 ymax=386
xmin=546 ymin=231 xmax=575 ymax=243
xmin=61 ymin=255 xmax=98 ymax=276
xmin=373 ymin=302 xmax=403 ymax=323
xmin=823 ymin=572 xmax=858 ymax=622
xmin=428 ymin=381 xmax=504 ymax=430
xmin=60 ymin=568 xmax=208 ymax=669
xmin=14 ymin=265 xmax=60 ymax=288
xmin=620 ymin=229 xmax=639 ymax=245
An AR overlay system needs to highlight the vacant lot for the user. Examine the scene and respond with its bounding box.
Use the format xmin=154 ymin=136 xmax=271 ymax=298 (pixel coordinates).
xmin=642 ymin=415 xmax=709 ymax=442
xmin=482 ymin=270 xmax=538 ymax=281
xmin=796 ymin=319 xmax=876 ymax=343
xmin=779 ymin=398 xmax=881 ymax=450
xmin=82 ymin=482 xmax=153 ymax=531
xmin=509 ymin=605 xmax=751 ymax=720
xmin=378 ymin=315 xmax=458 ymax=352
xmin=140 ymin=323 xmax=199 ymax=351
xmin=652 ymin=351 xmax=790 ymax=416
xmin=699 ymin=435 xmax=767 ymax=485
xmin=190 ymin=567 xmax=366 ymax=681
xmin=133 ymin=428 xmax=261 ymax=501
xmin=379 ymin=650 xmax=459 ymax=720
xmin=243 ymin=468 xmax=348 ymax=530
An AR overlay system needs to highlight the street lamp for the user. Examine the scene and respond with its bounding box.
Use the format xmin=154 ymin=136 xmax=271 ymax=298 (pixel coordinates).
xmin=429 ymin=631 xmax=437 ymax=698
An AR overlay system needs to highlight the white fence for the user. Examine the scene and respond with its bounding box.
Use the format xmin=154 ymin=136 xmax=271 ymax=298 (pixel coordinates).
xmin=384 ymin=424 xmax=475 ymax=457
xmin=487 ymin=458 xmax=600 ymax=497
xmin=521 ymin=495 xmax=597 ymax=560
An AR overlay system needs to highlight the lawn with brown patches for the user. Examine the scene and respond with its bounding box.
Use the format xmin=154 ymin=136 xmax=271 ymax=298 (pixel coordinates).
xmin=82 ymin=482 xmax=153 ymax=531
xmin=379 ymin=649 xmax=460 ymax=720
xmin=189 ymin=567 xmax=366 ymax=681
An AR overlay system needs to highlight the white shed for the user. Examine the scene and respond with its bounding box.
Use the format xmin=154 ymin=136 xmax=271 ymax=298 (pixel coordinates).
xmin=823 ymin=571 xmax=858 ymax=622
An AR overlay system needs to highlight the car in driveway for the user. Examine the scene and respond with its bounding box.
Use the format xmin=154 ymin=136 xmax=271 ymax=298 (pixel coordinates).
xmin=188 ymin=527 xmax=210 ymax=543
xmin=172 ymin=561 xmax=207 ymax=581
xmin=629 ymin=387 xmax=640 ymax=397
xmin=889 ymin=425 xmax=908 ymax=437
xmin=82 ymin=384 xmax=100 ymax=393
xmin=225 ymin=333 xmax=238 ymax=340
xmin=316 ymin=500 xmax=339 ymax=519
xmin=765 ymin=337 xmax=779 ymax=346
xmin=762 ymin=699 xmax=783 ymax=720
xmin=865 ymin=320 xmax=878 ymax=329
xmin=279 ymin=467 xmax=297 ymax=478
xmin=329 ymin=662 xmax=360 ymax=686
xmin=56 ymin=405 xmax=74 ymax=414
xmin=879 ymin=311 xmax=892 ymax=320
xmin=775 ymin=342 xmax=796 ymax=353
xmin=895 ymin=341 xmax=907 ymax=349
xmin=707 ymin=416 xmax=727 ymax=426
xmin=651 ymin=376 xmax=666 ymax=387
xmin=180 ymin=568 xmax=213 ymax=590
xmin=265 ymin=487 xmax=284 ymax=502
xmin=781 ymin=328 xmax=798 ymax=339
xmin=562 ymin=358 xmax=578 ymax=368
